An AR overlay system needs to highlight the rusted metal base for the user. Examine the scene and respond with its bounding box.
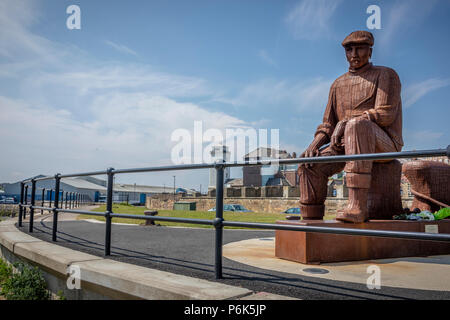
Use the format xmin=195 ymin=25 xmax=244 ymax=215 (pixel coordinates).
xmin=275 ymin=219 xmax=450 ymax=264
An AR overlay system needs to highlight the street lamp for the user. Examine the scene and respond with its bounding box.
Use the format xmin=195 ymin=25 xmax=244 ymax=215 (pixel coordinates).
xmin=173 ymin=175 xmax=176 ymax=200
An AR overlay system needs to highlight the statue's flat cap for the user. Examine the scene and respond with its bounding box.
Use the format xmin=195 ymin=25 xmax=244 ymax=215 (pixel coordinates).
xmin=342 ymin=31 xmax=374 ymax=47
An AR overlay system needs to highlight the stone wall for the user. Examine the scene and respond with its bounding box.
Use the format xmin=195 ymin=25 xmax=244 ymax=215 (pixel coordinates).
xmin=148 ymin=196 xmax=334 ymax=214
xmin=226 ymin=188 xmax=241 ymax=198
xmin=147 ymin=196 xmax=300 ymax=213
xmin=147 ymin=194 xmax=416 ymax=215
xmin=241 ymin=187 xmax=261 ymax=197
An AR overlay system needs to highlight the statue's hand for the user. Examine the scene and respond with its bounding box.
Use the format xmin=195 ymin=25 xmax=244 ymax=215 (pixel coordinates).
xmin=330 ymin=120 xmax=347 ymax=151
xmin=299 ymin=132 xmax=328 ymax=168
xmin=300 ymin=145 xmax=320 ymax=168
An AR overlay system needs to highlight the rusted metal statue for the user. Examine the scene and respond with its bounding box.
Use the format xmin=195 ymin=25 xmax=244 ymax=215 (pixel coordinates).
xmin=402 ymin=160 xmax=450 ymax=213
xmin=298 ymin=30 xmax=403 ymax=223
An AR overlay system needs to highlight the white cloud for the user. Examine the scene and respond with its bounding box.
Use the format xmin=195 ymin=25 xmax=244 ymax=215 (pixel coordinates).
xmin=404 ymin=129 xmax=444 ymax=150
xmin=0 ymin=0 xmax=71 ymax=64
xmin=31 ymin=64 xmax=212 ymax=97
xmin=104 ymin=40 xmax=138 ymax=56
xmin=0 ymin=0 xmax=248 ymax=188
xmin=377 ymin=0 xmax=438 ymax=49
xmin=285 ymin=0 xmax=342 ymax=40
xmin=227 ymin=78 xmax=332 ymax=113
xmin=0 ymin=94 xmax=245 ymax=182
xmin=403 ymin=78 xmax=450 ymax=108
xmin=258 ymin=49 xmax=277 ymax=67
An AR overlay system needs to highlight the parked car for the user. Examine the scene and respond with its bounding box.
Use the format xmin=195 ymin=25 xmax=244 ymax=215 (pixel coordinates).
xmin=0 ymin=197 xmax=16 ymax=204
xmin=282 ymin=207 xmax=301 ymax=214
xmin=208 ymin=204 xmax=252 ymax=212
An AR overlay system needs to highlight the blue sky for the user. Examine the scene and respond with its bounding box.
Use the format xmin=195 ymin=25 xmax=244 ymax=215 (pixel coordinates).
xmin=0 ymin=0 xmax=449 ymax=190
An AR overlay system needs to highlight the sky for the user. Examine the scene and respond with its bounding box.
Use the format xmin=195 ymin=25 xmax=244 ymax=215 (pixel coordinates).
xmin=0 ymin=0 xmax=449 ymax=190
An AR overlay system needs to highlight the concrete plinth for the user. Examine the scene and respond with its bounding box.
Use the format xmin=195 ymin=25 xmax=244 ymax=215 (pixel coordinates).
xmin=275 ymin=219 xmax=450 ymax=264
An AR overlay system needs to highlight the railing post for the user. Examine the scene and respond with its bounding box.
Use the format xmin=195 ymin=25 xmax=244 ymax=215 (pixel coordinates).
xmin=18 ymin=182 xmax=24 ymax=227
xmin=29 ymin=179 xmax=36 ymax=232
xmin=105 ymin=168 xmax=114 ymax=256
xmin=65 ymin=192 xmax=68 ymax=209
xmin=23 ymin=185 xmax=28 ymax=220
xmin=41 ymin=188 xmax=45 ymax=214
xmin=52 ymin=174 xmax=61 ymax=242
xmin=49 ymin=189 xmax=53 ymax=208
xmin=214 ymin=161 xmax=225 ymax=279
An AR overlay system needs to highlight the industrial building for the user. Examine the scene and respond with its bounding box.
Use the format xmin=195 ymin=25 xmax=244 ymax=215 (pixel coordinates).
xmin=0 ymin=175 xmax=173 ymax=204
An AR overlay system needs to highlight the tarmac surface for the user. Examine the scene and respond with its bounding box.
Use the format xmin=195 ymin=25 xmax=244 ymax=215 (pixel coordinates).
xmin=17 ymin=213 xmax=450 ymax=300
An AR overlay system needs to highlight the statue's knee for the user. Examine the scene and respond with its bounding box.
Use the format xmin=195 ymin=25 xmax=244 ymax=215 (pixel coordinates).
xmin=345 ymin=117 xmax=372 ymax=134
xmin=348 ymin=117 xmax=371 ymax=127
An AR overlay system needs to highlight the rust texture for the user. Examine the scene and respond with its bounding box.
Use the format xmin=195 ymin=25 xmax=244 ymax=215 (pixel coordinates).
xmin=275 ymin=219 xmax=450 ymax=264
xmin=298 ymin=30 xmax=403 ymax=223
xmin=402 ymin=160 xmax=450 ymax=212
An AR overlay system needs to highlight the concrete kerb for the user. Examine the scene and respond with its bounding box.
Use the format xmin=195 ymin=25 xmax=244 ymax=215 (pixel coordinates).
xmin=0 ymin=218 xmax=295 ymax=300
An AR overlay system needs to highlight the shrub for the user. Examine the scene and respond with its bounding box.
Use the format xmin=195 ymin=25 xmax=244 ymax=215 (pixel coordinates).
xmin=1 ymin=262 xmax=50 ymax=300
xmin=0 ymin=258 xmax=13 ymax=285
xmin=0 ymin=207 xmax=15 ymax=217
xmin=56 ymin=290 xmax=66 ymax=300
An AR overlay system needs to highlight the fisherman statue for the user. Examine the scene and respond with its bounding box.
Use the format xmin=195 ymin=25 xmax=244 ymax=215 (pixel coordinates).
xmin=298 ymin=31 xmax=403 ymax=223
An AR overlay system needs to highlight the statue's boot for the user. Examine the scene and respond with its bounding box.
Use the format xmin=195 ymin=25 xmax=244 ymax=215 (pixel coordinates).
xmin=300 ymin=204 xmax=324 ymax=220
xmin=336 ymin=173 xmax=371 ymax=223
xmin=336 ymin=187 xmax=369 ymax=223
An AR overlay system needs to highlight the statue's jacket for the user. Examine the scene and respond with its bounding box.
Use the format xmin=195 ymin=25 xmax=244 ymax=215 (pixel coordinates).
xmin=315 ymin=62 xmax=403 ymax=152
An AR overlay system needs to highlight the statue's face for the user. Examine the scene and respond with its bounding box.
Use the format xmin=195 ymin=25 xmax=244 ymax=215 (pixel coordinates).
xmin=345 ymin=44 xmax=372 ymax=69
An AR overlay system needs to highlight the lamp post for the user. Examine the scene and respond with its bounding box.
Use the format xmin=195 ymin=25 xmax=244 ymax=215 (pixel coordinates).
xmin=173 ymin=175 xmax=176 ymax=201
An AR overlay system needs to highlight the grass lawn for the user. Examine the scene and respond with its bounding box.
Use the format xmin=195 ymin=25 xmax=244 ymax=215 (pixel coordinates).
xmin=78 ymin=204 xmax=336 ymax=229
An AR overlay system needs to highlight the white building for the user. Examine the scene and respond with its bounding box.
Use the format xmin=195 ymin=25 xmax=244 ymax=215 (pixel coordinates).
xmin=208 ymin=145 xmax=231 ymax=189
xmin=1 ymin=175 xmax=171 ymax=204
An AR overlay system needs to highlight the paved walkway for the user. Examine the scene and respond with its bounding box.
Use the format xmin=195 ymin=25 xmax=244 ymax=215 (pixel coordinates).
xmin=15 ymin=210 xmax=450 ymax=300
xmin=224 ymin=238 xmax=450 ymax=292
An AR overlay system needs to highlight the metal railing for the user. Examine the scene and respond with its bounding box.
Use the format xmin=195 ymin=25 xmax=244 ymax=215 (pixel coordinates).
xmin=19 ymin=185 xmax=89 ymax=233
xmin=17 ymin=145 xmax=450 ymax=279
